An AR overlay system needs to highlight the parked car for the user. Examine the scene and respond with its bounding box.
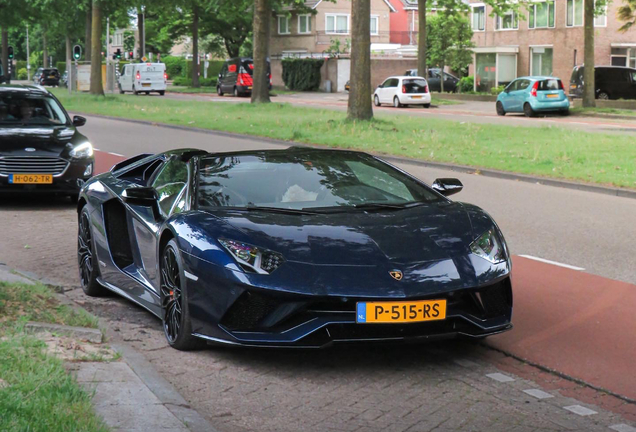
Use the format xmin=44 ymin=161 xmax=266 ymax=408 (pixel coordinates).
xmin=76 ymin=147 xmax=512 ymax=349
xmin=496 ymin=76 xmax=570 ymax=117
xmin=344 ymin=80 xmax=350 ymax=92
xmin=0 ymin=85 xmax=94 ymax=202
xmin=405 ymin=68 xmax=459 ymax=93
xmin=32 ymin=67 xmax=44 ymax=84
xmin=36 ymin=68 xmax=61 ymax=87
xmin=374 ymin=76 xmax=431 ymax=108
xmin=217 ymin=57 xmax=271 ymax=97
xmin=119 ymin=62 xmax=167 ymax=95
xmin=569 ymin=65 xmax=636 ymax=100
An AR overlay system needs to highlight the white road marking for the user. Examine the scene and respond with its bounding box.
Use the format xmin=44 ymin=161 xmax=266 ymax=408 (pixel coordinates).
xmin=94 ymin=148 xmax=125 ymax=157
xmin=518 ymin=255 xmax=585 ymax=271
xmin=486 ymin=373 xmax=515 ymax=383
xmin=523 ymin=389 xmax=554 ymax=399
xmin=184 ymin=271 xmax=199 ymax=281
xmin=610 ymin=424 xmax=636 ymax=432
xmin=563 ymin=405 xmax=598 ymax=416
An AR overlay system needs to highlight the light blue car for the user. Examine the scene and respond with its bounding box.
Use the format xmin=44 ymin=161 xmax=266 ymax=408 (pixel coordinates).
xmin=496 ymin=76 xmax=570 ymax=117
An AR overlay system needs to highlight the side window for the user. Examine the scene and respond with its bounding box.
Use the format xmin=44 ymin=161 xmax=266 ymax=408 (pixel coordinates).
xmin=631 ymin=71 xmax=636 ymax=83
xmin=220 ymin=64 xmax=228 ymax=78
xmin=152 ymin=159 xmax=189 ymax=217
xmin=505 ymin=80 xmax=517 ymax=92
xmin=389 ymin=79 xmax=399 ymax=88
xmin=380 ymin=80 xmax=390 ymax=88
xmin=518 ymin=79 xmax=530 ymax=91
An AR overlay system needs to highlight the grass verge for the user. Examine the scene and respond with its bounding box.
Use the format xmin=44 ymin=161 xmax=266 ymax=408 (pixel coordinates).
xmin=0 ymin=282 xmax=108 ymax=432
xmin=570 ymin=106 xmax=636 ymax=117
xmin=53 ymin=90 xmax=636 ymax=189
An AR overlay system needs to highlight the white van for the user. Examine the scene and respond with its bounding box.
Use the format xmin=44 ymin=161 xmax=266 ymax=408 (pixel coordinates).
xmin=118 ymin=63 xmax=167 ymax=96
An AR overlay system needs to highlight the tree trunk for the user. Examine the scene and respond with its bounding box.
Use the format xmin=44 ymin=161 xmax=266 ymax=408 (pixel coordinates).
xmin=137 ymin=8 xmax=144 ymax=59
xmin=90 ymin=0 xmax=104 ymax=95
xmin=66 ymin=35 xmax=71 ymax=92
xmin=191 ymin=4 xmax=200 ymax=88
xmin=251 ymin=0 xmax=271 ymax=103
xmin=85 ymin=3 xmax=92 ymax=62
xmin=43 ymin=29 xmax=49 ymax=68
xmin=417 ymin=0 xmax=427 ymax=78
xmin=582 ymin=0 xmax=596 ymax=107
xmin=347 ymin=0 xmax=372 ymax=121
xmin=1 ymin=30 xmax=8 ymax=82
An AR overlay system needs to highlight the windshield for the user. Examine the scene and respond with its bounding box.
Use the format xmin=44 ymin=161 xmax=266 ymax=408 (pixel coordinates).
xmin=197 ymin=152 xmax=441 ymax=211
xmin=0 ymin=94 xmax=68 ymax=126
xmin=537 ymin=79 xmax=561 ymax=90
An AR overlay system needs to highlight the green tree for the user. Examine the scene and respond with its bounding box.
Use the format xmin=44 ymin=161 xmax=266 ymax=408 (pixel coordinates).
xmin=251 ymin=0 xmax=270 ymax=103
xmin=617 ymin=0 xmax=636 ymax=30
xmin=426 ymin=13 xmax=473 ymax=92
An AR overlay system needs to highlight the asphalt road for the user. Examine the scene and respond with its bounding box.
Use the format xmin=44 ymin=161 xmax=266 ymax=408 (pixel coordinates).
xmin=83 ymin=115 xmax=636 ymax=285
xmin=162 ymin=91 xmax=636 ymax=135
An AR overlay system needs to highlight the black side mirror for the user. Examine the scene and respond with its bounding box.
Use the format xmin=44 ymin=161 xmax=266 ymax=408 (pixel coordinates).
xmin=432 ymin=178 xmax=463 ymax=197
xmin=122 ymin=186 xmax=158 ymax=206
xmin=73 ymin=116 xmax=86 ymax=127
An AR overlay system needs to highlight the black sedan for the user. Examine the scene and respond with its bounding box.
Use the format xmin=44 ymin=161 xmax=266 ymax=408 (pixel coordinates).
xmin=0 ymin=85 xmax=94 ymax=201
xmin=77 ymin=147 xmax=513 ymax=350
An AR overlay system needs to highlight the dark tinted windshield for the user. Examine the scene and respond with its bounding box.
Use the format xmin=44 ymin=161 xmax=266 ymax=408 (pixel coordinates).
xmin=403 ymin=79 xmax=428 ymax=93
xmin=0 ymin=94 xmax=68 ymax=126
xmin=198 ymin=152 xmax=441 ymax=211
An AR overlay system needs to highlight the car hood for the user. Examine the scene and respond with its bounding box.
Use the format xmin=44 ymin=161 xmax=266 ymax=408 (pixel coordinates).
xmin=173 ymin=202 xmax=509 ymax=297
xmin=0 ymin=126 xmax=79 ymax=157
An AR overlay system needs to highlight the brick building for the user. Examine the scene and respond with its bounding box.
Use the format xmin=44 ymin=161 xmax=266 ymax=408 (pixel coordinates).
xmin=467 ymin=0 xmax=636 ymax=92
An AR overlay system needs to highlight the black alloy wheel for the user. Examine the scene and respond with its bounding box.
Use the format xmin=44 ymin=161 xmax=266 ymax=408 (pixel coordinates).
xmin=78 ymin=207 xmax=107 ymax=296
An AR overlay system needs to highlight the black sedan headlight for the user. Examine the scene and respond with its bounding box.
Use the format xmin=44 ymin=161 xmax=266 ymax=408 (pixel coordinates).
xmin=219 ymin=238 xmax=284 ymax=274
xmin=470 ymin=229 xmax=506 ymax=264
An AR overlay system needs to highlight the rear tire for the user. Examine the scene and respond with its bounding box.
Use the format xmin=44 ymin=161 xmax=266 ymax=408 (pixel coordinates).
xmin=597 ymin=91 xmax=610 ymax=100
xmin=374 ymin=95 xmax=380 ymax=106
xmin=158 ymin=90 xmax=165 ymax=96
xmin=496 ymin=101 xmax=506 ymax=116
xmin=423 ymin=103 xmax=431 ymax=109
xmin=523 ymin=103 xmax=535 ymax=118
xmin=160 ymin=239 xmax=205 ymax=351
xmin=78 ymin=207 xmax=108 ymax=297
xmin=393 ymin=96 xmax=403 ymax=108
xmin=133 ymin=86 xmax=139 ymax=96
xmin=217 ymin=86 xmax=224 ymax=96
xmin=145 ymin=91 xmax=150 ymax=95
xmin=234 ymin=87 xmax=240 ymax=97
xmin=560 ymin=109 xmax=570 ymax=116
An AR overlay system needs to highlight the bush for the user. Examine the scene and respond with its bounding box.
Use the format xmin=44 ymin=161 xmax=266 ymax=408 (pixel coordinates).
xmin=17 ymin=68 xmax=27 ymax=80
xmin=56 ymin=62 xmax=66 ymax=74
xmin=172 ymin=76 xmax=217 ymax=88
xmin=458 ymin=75 xmax=474 ymax=93
xmin=282 ymin=58 xmax=324 ymax=91
xmin=490 ymin=85 xmax=505 ymax=95
xmin=163 ymin=56 xmax=186 ymax=79
xmin=184 ymin=59 xmax=225 ymax=80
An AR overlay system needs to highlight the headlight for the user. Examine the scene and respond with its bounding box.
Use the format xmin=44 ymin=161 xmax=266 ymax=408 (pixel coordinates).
xmin=219 ymin=238 xmax=284 ymax=274
xmin=470 ymin=229 xmax=506 ymax=264
xmin=70 ymin=142 xmax=94 ymax=159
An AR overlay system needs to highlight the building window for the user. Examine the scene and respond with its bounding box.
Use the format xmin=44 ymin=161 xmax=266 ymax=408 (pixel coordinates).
xmin=278 ymin=16 xmax=290 ymax=35
xmin=630 ymin=49 xmax=636 ymax=68
xmin=594 ymin=1 xmax=607 ymax=26
xmin=611 ymin=48 xmax=628 ymax=66
xmin=472 ymin=5 xmax=486 ymax=31
xmin=298 ymin=14 xmax=311 ymax=34
xmin=566 ymin=0 xmax=583 ymax=26
xmin=370 ymin=15 xmax=379 ymax=35
xmin=531 ymin=47 xmax=553 ymax=75
xmin=496 ymin=11 xmax=519 ymax=30
xmin=529 ymin=1 xmax=555 ymax=28
xmin=326 ymin=14 xmax=350 ymax=34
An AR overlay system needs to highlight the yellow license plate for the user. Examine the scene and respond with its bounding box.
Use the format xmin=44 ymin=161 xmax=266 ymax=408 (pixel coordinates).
xmin=411 ymin=96 xmax=422 ymax=99
xmin=570 ymin=84 xmax=577 ymax=89
xmin=9 ymin=174 xmax=53 ymax=184
xmin=142 ymin=83 xmax=151 ymax=87
xmin=248 ymin=86 xmax=253 ymax=90
xmin=356 ymin=300 xmax=447 ymax=324
xmin=546 ymin=94 xmax=558 ymax=98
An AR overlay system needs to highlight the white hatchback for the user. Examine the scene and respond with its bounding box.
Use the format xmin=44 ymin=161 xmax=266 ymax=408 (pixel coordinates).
xmin=373 ymin=76 xmax=431 ymax=108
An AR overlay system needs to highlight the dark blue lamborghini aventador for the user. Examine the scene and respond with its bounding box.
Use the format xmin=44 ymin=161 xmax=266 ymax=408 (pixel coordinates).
xmin=77 ymin=147 xmax=512 ymax=350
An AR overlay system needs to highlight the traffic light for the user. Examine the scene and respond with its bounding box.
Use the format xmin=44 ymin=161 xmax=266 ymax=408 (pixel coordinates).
xmin=73 ymin=45 xmax=82 ymax=60
xmin=129 ymin=51 xmax=134 ymax=60
xmin=112 ymin=49 xmax=122 ymax=60
xmin=7 ymin=46 xmax=13 ymax=60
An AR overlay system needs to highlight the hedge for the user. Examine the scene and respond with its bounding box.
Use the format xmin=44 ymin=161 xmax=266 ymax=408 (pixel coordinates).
xmin=282 ymin=58 xmax=323 ymax=91
xmin=185 ymin=60 xmax=224 ymax=80
xmin=172 ymin=76 xmax=217 ymax=87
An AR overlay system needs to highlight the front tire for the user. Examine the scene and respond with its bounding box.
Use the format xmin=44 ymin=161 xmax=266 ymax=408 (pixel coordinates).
xmin=523 ymin=103 xmax=535 ymax=118
xmin=119 ymin=85 xmax=124 ymax=94
xmin=233 ymin=87 xmax=240 ymax=97
xmin=374 ymin=95 xmax=380 ymax=106
xmin=133 ymin=85 xmax=139 ymax=96
xmin=160 ymin=239 xmax=204 ymax=351
xmin=78 ymin=207 xmax=108 ymax=297
xmin=393 ymin=96 xmax=403 ymax=108
xmin=496 ymin=101 xmax=506 ymax=116
xmin=217 ymin=86 xmax=224 ymax=96
xmin=158 ymin=90 xmax=165 ymax=96
xmin=597 ymin=91 xmax=610 ymax=100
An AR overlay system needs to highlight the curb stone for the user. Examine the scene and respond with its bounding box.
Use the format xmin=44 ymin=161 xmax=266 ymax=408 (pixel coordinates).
xmin=73 ymin=111 xmax=636 ymax=200
xmin=25 ymin=321 xmax=103 ymax=343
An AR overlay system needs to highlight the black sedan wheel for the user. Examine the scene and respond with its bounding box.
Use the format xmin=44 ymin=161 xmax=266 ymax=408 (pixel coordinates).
xmin=160 ymin=239 xmax=203 ymax=351
xmin=78 ymin=207 xmax=107 ymax=296
xmin=496 ymin=101 xmax=506 ymax=116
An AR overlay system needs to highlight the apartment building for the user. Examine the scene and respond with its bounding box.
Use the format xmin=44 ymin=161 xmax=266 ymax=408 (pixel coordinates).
xmin=467 ymin=0 xmax=636 ymax=92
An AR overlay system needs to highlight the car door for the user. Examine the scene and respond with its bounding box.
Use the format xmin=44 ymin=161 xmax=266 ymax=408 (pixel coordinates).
xmin=120 ymin=65 xmax=131 ymax=91
xmin=428 ymin=70 xmax=441 ymax=92
xmin=218 ymin=63 xmax=228 ymax=91
xmin=382 ymin=79 xmax=398 ymax=103
xmin=129 ymin=156 xmax=191 ymax=294
xmin=499 ymin=80 xmax=518 ymax=111
xmin=376 ymin=79 xmax=389 ymax=103
xmin=225 ymin=60 xmax=238 ymax=93
xmin=629 ymin=70 xmax=636 ymax=99
xmin=514 ymin=79 xmax=531 ymax=112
